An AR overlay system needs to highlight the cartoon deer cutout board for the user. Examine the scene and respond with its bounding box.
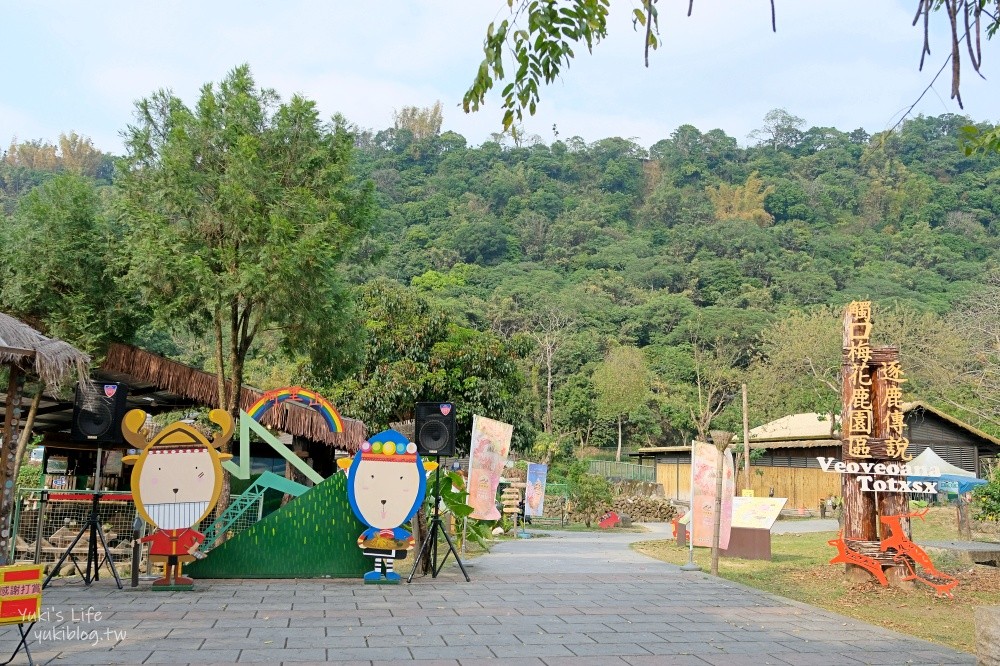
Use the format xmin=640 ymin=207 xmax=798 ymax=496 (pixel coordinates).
xmin=337 ymin=429 xmax=437 ymax=584
xmin=122 ymin=409 xmax=234 ymax=590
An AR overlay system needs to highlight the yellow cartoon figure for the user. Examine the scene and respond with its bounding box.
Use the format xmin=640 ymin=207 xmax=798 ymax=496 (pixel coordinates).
xmin=122 ymin=409 xmax=233 ymax=589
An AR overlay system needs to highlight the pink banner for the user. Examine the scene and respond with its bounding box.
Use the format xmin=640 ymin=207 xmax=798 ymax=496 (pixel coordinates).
xmin=691 ymin=440 xmax=735 ymax=549
xmin=467 ymin=415 xmax=513 ymax=520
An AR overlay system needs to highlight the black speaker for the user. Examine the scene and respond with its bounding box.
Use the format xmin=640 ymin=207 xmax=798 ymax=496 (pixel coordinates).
xmin=414 ymin=402 xmax=456 ymax=457
xmin=72 ymin=382 xmax=129 ymax=444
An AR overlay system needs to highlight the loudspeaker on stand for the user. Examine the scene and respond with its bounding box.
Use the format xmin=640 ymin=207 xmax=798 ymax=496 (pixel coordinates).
xmin=72 ymin=382 xmax=129 ymax=444
xmin=414 ymin=402 xmax=456 ymax=457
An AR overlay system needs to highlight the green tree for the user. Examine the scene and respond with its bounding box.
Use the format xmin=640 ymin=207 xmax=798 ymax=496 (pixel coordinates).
xmin=569 ymin=472 xmax=612 ymax=527
xmin=592 ymin=345 xmax=650 ymax=461
xmin=331 ymin=278 xmax=449 ymax=428
xmin=705 ymin=171 xmax=775 ymax=227
xmin=746 ymin=304 xmax=988 ymax=431
xmin=394 ymin=101 xmax=443 ymax=142
xmin=749 ymin=109 xmax=806 ymax=152
xmin=427 ymin=325 xmax=534 ymax=453
xmin=116 ymin=64 xmax=375 ymax=507
xmin=0 ymin=173 xmax=139 ymax=353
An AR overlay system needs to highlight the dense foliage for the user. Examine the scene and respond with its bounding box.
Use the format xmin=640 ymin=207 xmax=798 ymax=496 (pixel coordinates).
xmin=3 ymin=93 xmax=999 ymax=461
xmin=974 ymin=466 xmax=1000 ymax=521
xmin=347 ymin=110 xmax=1000 ymax=452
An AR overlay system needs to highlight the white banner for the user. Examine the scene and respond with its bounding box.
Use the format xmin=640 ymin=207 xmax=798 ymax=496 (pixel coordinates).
xmin=466 ymin=415 xmax=513 ymax=521
xmin=691 ymin=440 xmax=734 ymax=549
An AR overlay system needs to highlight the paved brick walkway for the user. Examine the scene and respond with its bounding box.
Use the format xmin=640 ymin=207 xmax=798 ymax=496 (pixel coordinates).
xmin=0 ymin=526 xmax=975 ymax=665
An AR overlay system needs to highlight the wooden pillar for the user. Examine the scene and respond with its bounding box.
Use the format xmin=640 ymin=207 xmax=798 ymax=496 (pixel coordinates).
xmin=841 ymin=305 xmax=877 ymax=581
xmin=871 ymin=346 xmax=912 ymax=587
xmin=0 ymin=365 xmax=24 ymax=565
xmin=841 ymin=355 xmax=877 ymax=540
xmin=871 ymin=347 xmax=910 ymax=533
xmin=742 ymin=384 xmax=751 ymax=494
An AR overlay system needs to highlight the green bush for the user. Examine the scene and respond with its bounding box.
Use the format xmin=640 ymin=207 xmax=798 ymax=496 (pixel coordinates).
xmin=974 ymin=466 xmax=1000 ymax=521
xmin=569 ymin=473 xmax=613 ymax=527
xmin=16 ymin=462 xmax=42 ymax=491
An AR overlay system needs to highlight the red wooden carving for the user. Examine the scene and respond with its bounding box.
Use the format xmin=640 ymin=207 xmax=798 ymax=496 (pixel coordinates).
xmin=829 ymin=510 xmax=959 ymax=598
xmin=879 ymin=511 xmax=958 ymax=598
xmin=828 ymin=534 xmax=889 ymax=586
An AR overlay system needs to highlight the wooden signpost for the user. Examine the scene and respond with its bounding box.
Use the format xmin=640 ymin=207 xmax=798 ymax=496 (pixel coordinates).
xmin=501 ymin=486 xmax=523 ymax=533
xmin=832 ymin=301 xmax=958 ymax=597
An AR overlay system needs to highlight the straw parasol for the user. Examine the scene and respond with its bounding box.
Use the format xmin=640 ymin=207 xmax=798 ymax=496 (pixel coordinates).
xmin=0 ymin=312 xmax=91 ymax=390
xmin=0 ymin=311 xmax=91 ymax=564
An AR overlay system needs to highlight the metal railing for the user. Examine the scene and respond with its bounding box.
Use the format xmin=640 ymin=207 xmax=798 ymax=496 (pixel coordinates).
xmin=9 ymin=488 xmax=143 ymax=566
xmin=587 ymin=460 xmax=656 ymax=482
xmin=199 ymin=471 xmax=305 ymax=550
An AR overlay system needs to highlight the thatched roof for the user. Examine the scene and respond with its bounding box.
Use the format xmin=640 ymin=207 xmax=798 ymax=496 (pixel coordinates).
xmin=101 ymin=343 xmax=367 ymax=452
xmin=0 ymin=312 xmax=90 ymax=389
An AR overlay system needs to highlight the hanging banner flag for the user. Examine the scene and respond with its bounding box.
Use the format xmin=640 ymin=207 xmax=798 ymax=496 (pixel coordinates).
xmin=525 ymin=463 xmax=548 ymax=517
xmin=467 ymin=415 xmax=513 ymax=520
xmin=691 ymin=440 xmax=735 ymax=549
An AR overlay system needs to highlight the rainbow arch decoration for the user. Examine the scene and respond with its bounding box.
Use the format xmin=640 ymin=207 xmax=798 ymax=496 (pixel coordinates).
xmin=248 ymin=386 xmax=344 ymax=432
xmin=224 ymin=386 xmax=345 ymax=485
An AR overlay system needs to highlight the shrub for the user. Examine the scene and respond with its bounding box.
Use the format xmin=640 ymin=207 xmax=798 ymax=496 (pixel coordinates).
xmin=973 ymin=466 xmax=1000 ymax=521
xmin=569 ymin=473 xmax=613 ymax=527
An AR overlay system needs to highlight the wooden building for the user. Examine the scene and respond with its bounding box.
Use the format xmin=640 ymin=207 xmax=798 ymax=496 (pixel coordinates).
xmin=631 ymin=405 xmax=1000 ymax=511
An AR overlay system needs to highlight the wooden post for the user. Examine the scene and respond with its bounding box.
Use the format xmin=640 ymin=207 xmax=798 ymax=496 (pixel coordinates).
xmin=841 ymin=305 xmax=877 ymax=581
xmin=871 ymin=346 xmax=911 ymax=587
xmin=0 ymin=365 xmax=24 ymax=565
xmin=10 ymin=385 xmax=42 ymax=494
xmin=741 ymin=384 xmax=751 ymax=494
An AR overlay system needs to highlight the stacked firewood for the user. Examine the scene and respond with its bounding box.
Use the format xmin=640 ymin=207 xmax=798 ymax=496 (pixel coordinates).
xmin=563 ymin=495 xmax=678 ymax=524
xmin=609 ymin=496 xmax=677 ymax=523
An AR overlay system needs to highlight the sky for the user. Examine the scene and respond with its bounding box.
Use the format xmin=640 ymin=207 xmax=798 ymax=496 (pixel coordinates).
xmin=2 ymin=1 xmax=999 ymax=155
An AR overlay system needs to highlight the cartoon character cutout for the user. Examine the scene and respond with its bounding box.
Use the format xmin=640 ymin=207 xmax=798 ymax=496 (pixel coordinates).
xmin=122 ymin=409 xmax=233 ymax=588
xmin=337 ymin=429 xmax=437 ymax=583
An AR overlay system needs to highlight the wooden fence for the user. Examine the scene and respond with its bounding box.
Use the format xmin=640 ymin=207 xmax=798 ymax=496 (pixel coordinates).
xmin=655 ymin=461 xmax=840 ymax=510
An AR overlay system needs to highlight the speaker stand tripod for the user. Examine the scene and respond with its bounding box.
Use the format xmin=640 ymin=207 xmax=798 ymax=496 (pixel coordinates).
xmin=42 ymin=492 xmax=123 ymax=590
xmin=408 ymin=460 xmax=470 ymax=582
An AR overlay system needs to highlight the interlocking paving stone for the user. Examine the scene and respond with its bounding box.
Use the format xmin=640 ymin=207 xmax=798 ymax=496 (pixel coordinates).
xmin=488 ymin=642 xmax=575 ymax=658
xmin=622 ymin=656 xmax=713 ymax=666
xmin=542 ymin=658 xmax=631 ymax=666
xmin=145 ymin=648 xmax=242 ymax=662
xmin=234 ymin=647 xmax=327 ymax=662
xmin=457 ymin=658 xmax=545 ymax=666
xmin=770 ymin=654 xmax=869 ymax=666
xmin=409 ymin=644 xmax=497 ymax=659
xmin=568 ymin=642 xmax=657 ymax=656
xmin=0 ymin=524 xmax=975 ymax=664
xmin=511 ymin=630 xmax=594 ymax=644
xmin=696 ymin=655 xmax=794 ymax=666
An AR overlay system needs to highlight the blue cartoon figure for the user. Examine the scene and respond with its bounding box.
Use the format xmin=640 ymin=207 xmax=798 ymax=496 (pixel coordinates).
xmin=337 ymin=429 xmax=437 ymax=583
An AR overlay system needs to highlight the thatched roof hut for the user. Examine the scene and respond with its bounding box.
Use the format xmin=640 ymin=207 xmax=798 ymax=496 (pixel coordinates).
xmin=100 ymin=343 xmax=367 ymax=453
xmin=0 ymin=312 xmax=90 ymax=389
xmin=1 ymin=312 xmax=91 ymax=564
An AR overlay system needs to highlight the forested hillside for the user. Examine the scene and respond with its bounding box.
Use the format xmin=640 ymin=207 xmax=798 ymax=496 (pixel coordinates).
xmin=2 ymin=106 xmax=999 ymax=459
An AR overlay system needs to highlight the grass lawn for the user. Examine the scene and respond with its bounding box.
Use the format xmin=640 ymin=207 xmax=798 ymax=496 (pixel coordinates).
xmin=632 ymin=507 xmax=1000 ymax=654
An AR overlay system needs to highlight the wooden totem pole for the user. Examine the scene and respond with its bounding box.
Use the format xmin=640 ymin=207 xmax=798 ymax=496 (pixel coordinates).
xmin=840 ymin=301 xmax=912 ymax=585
